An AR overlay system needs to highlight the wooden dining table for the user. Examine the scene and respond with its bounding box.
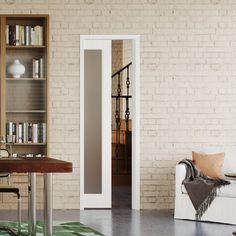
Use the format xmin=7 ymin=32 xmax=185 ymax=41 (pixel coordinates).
xmin=0 ymin=157 xmax=73 ymax=236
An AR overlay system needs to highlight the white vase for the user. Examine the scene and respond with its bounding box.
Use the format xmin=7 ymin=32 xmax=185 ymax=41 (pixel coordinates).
xmin=7 ymin=59 xmax=25 ymax=79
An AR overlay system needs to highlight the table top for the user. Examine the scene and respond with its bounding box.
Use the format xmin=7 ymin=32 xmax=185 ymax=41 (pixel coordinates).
xmin=0 ymin=157 xmax=73 ymax=173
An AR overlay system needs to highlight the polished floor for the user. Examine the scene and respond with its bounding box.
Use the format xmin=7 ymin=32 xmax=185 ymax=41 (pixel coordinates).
xmin=0 ymin=209 xmax=235 ymax=236
xmin=112 ymin=185 xmax=131 ymax=209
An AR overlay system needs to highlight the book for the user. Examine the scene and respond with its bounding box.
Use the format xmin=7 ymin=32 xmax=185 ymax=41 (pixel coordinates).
xmin=23 ymin=122 xmax=28 ymax=143
xmin=33 ymin=25 xmax=43 ymax=46
xmin=9 ymin=122 xmax=13 ymax=135
xmin=33 ymin=59 xmax=39 ymax=78
xmin=9 ymin=25 xmax=16 ymax=46
xmin=32 ymin=123 xmax=38 ymax=143
xmin=15 ymin=25 xmax=20 ymax=46
xmin=25 ymin=26 xmax=31 ymax=46
xmin=34 ymin=25 xmax=39 ymax=45
xmin=18 ymin=123 xmax=23 ymax=143
xmin=39 ymin=26 xmax=43 ymax=45
xmin=16 ymin=123 xmax=19 ymax=143
xmin=35 ymin=59 xmax=39 ymax=78
xmin=28 ymin=123 xmax=32 ymax=143
xmin=30 ymin=27 xmax=35 ymax=45
xmin=42 ymin=123 xmax=46 ymax=143
xmin=5 ymin=25 xmax=9 ymax=45
xmin=12 ymin=123 xmax=16 ymax=136
xmin=39 ymin=58 xmax=44 ymax=78
xmin=19 ymin=25 xmax=25 ymax=45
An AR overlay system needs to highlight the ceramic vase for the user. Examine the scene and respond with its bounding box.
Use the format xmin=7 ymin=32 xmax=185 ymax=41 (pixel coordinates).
xmin=7 ymin=59 xmax=25 ymax=79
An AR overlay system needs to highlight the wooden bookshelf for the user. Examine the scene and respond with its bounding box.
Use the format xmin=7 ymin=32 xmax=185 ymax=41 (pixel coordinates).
xmin=0 ymin=14 xmax=49 ymax=157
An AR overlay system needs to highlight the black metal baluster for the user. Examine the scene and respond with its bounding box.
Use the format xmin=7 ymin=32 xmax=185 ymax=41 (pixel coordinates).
xmin=115 ymin=73 xmax=122 ymax=173
xmin=115 ymin=97 xmax=120 ymax=173
xmin=125 ymin=66 xmax=131 ymax=172
xmin=112 ymin=62 xmax=132 ymax=175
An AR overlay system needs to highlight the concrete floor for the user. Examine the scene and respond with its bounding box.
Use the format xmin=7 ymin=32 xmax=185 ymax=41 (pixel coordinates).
xmin=112 ymin=185 xmax=131 ymax=209
xmin=0 ymin=209 xmax=235 ymax=236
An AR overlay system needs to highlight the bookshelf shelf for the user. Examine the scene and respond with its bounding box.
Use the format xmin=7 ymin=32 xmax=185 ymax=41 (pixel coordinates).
xmin=6 ymin=78 xmax=46 ymax=81
xmin=6 ymin=143 xmax=46 ymax=146
xmin=6 ymin=46 xmax=46 ymax=49
xmin=6 ymin=110 xmax=46 ymax=113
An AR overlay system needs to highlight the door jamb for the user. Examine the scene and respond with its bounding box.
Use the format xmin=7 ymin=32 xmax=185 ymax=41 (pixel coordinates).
xmin=80 ymin=35 xmax=140 ymax=210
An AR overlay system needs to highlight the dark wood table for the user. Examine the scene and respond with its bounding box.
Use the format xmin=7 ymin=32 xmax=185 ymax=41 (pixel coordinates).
xmin=0 ymin=157 xmax=72 ymax=236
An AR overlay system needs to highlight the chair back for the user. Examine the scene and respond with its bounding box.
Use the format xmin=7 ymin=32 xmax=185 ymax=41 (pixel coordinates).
xmin=0 ymin=149 xmax=10 ymax=178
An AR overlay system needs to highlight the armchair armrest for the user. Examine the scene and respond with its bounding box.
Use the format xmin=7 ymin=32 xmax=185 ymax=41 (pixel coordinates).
xmin=175 ymin=164 xmax=187 ymax=196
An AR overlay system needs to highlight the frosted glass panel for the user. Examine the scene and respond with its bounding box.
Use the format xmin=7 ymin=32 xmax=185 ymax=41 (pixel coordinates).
xmin=84 ymin=50 xmax=102 ymax=194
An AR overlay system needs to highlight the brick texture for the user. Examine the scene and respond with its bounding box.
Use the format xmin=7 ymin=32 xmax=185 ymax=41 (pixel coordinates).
xmin=0 ymin=0 xmax=236 ymax=210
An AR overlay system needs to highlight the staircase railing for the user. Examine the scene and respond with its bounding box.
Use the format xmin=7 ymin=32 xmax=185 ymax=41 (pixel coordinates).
xmin=112 ymin=62 xmax=132 ymax=174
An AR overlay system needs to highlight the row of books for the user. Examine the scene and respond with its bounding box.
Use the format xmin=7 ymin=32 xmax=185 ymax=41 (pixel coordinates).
xmin=6 ymin=25 xmax=43 ymax=46
xmin=12 ymin=153 xmax=45 ymax=158
xmin=33 ymin=58 xmax=44 ymax=78
xmin=6 ymin=122 xmax=46 ymax=144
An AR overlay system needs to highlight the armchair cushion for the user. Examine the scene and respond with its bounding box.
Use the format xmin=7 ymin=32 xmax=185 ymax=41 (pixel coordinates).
xmin=192 ymin=151 xmax=225 ymax=179
xmin=201 ymin=146 xmax=236 ymax=174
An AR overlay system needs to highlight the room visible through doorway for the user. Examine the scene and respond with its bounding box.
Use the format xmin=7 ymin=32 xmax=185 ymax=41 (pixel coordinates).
xmin=111 ymin=40 xmax=132 ymax=209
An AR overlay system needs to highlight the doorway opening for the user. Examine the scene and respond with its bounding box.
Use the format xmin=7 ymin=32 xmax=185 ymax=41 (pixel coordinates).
xmin=80 ymin=35 xmax=140 ymax=210
xmin=111 ymin=40 xmax=132 ymax=209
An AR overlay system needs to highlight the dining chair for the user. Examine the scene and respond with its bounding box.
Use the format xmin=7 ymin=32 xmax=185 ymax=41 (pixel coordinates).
xmin=0 ymin=149 xmax=21 ymax=234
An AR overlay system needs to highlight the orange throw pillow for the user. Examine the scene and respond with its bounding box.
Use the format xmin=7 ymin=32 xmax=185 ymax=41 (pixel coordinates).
xmin=192 ymin=151 xmax=225 ymax=179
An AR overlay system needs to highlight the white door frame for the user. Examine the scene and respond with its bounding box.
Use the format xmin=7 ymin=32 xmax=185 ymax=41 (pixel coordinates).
xmin=80 ymin=35 xmax=140 ymax=210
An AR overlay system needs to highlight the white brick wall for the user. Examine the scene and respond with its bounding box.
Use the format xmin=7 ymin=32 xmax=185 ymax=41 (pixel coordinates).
xmin=1 ymin=0 xmax=236 ymax=209
xmin=122 ymin=40 xmax=132 ymax=120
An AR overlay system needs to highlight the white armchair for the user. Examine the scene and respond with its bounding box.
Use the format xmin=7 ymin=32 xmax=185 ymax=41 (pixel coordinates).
xmin=174 ymin=147 xmax=236 ymax=224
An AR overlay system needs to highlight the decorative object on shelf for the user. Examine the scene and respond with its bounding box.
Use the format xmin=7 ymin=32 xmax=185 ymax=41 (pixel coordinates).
xmin=7 ymin=59 xmax=25 ymax=79
xmin=0 ymin=135 xmax=5 ymax=145
xmin=0 ymin=135 xmax=5 ymax=158
xmin=7 ymin=134 xmax=15 ymax=156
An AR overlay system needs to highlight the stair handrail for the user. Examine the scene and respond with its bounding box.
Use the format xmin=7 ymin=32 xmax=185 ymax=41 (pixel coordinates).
xmin=112 ymin=62 xmax=132 ymax=78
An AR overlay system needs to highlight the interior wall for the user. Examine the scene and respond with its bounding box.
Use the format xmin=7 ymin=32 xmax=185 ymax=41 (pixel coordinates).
xmin=112 ymin=40 xmax=123 ymax=129
xmin=122 ymin=40 xmax=133 ymax=120
xmin=123 ymin=40 xmax=132 ymax=68
xmin=1 ymin=0 xmax=236 ymax=210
